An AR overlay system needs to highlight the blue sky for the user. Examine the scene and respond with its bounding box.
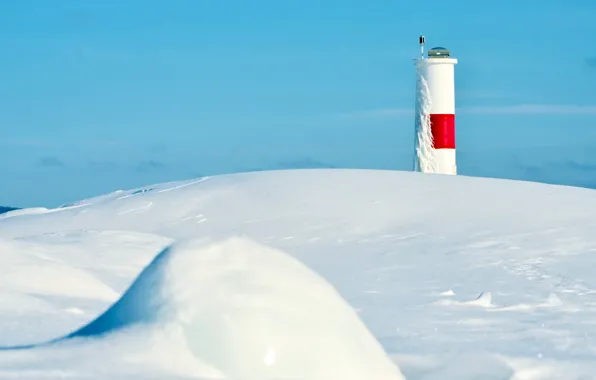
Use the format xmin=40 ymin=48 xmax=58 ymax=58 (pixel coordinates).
xmin=2 ymin=0 xmax=596 ymax=207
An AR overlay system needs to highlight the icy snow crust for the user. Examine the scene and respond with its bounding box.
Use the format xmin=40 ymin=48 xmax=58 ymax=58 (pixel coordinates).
xmin=2 ymin=169 xmax=596 ymax=378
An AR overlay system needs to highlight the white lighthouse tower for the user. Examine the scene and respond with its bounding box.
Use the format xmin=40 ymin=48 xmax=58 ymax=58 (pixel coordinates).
xmin=413 ymin=35 xmax=458 ymax=175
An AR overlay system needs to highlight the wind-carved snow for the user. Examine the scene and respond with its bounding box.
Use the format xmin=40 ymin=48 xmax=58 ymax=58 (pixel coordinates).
xmin=2 ymin=169 xmax=596 ymax=378
xmin=414 ymin=69 xmax=437 ymax=173
xmin=11 ymin=237 xmax=406 ymax=380
xmin=435 ymin=292 xmax=493 ymax=308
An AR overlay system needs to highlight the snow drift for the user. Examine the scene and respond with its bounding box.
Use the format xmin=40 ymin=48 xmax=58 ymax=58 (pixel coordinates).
xmin=63 ymin=236 xmax=405 ymax=380
xmin=2 ymin=169 xmax=596 ymax=378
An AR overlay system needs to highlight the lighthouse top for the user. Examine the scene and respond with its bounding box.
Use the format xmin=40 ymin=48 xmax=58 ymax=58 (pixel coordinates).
xmin=417 ymin=35 xmax=457 ymax=64
xmin=427 ymin=47 xmax=450 ymax=58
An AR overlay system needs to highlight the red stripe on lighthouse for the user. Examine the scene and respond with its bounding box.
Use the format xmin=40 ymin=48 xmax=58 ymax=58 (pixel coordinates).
xmin=430 ymin=114 xmax=455 ymax=149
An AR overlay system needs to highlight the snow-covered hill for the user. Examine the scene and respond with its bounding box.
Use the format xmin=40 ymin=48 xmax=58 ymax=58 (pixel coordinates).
xmin=1 ymin=169 xmax=596 ymax=379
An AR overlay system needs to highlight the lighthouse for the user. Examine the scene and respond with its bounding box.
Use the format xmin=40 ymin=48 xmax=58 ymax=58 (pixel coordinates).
xmin=413 ymin=36 xmax=458 ymax=175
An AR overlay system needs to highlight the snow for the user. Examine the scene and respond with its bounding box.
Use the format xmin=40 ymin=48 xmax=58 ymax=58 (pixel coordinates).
xmin=64 ymin=237 xmax=404 ymax=379
xmin=2 ymin=168 xmax=596 ymax=378
xmin=414 ymin=69 xmax=436 ymax=173
xmin=0 ymin=207 xmax=47 ymax=219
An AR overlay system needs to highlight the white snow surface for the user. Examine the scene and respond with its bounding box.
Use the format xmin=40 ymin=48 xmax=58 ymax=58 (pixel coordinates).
xmin=64 ymin=237 xmax=404 ymax=380
xmin=2 ymin=168 xmax=596 ymax=379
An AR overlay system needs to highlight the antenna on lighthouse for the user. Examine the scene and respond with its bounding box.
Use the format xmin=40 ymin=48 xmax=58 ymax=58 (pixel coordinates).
xmin=419 ymin=34 xmax=425 ymax=58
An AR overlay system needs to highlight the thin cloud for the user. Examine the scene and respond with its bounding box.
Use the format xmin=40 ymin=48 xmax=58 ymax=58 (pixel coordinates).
xmin=515 ymin=160 xmax=596 ymax=190
xmin=38 ymin=156 xmax=65 ymax=168
xmin=1 ymin=139 xmax=125 ymax=148
xmin=136 ymin=160 xmax=164 ymax=173
xmin=237 ymin=158 xmax=337 ymax=173
xmin=0 ymin=139 xmax=57 ymax=147
xmin=150 ymin=143 xmax=168 ymax=156
xmin=339 ymin=108 xmax=414 ymax=119
xmin=517 ymin=160 xmax=596 ymax=175
xmin=277 ymin=158 xmax=336 ymax=170
xmin=585 ymin=57 xmax=596 ymax=68
xmin=342 ymin=104 xmax=596 ymax=119
xmin=87 ymin=160 xmax=118 ymax=172
xmin=461 ymin=105 xmax=596 ymax=115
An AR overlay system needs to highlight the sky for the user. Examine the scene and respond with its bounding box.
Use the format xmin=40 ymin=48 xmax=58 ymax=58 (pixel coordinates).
xmin=2 ymin=0 xmax=596 ymax=207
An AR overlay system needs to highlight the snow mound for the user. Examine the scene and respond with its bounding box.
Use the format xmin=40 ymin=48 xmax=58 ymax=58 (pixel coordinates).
xmin=66 ymin=236 xmax=405 ymax=380
xmin=466 ymin=292 xmax=493 ymax=308
xmin=545 ymin=293 xmax=563 ymax=307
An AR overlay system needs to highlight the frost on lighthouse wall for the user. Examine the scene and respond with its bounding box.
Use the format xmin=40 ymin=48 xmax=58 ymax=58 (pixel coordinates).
xmin=414 ymin=66 xmax=437 ymax=173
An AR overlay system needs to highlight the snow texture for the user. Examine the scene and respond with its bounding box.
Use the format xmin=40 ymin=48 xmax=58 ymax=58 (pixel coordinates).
xmin=414 ymin=68 xmax=436 ymax=173
xmin=65 ymin=237 xmax=405 ymax=379
xmin=2 ymin=168 xmax=596 ymax=379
